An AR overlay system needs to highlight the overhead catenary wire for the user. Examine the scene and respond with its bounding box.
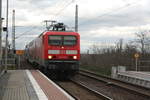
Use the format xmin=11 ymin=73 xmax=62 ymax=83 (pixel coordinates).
xmin=47 ymin=0 xmax=75 ymax=18
xmin=54 ymin=0 xmax=75 ymax=16
xmin=53 ymin=0 xmax=70 ymax=10
xmin=44 ymin=0 xmax=76 ymax=29
xmin=79 ymin=1 xmax=141 ymax=26
xmin=15 ymin=26 xmax=39 ymax=39
xmin=15 ymin=0 xmax=76 ymax=39
xmin=15 ymin=0 xmax=75 ymax=40
xmin=16 ymin=1 xmax=139 ymax=38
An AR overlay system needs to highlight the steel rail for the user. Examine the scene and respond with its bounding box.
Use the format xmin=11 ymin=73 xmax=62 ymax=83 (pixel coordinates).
xmin=70 ymin=79 xmax=113 ymax=100
xmin=79 ymin=69 xmax=150 ymax=97
xmin=54 ymin=81 xmax=79 ymax=100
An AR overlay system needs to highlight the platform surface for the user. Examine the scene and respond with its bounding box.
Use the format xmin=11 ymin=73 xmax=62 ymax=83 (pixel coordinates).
xmin=0 ymin=70 xmax=74 ymax=100
xmin=119 ymin=71 xmax=150 ymax=81
xmin=0 ymin=70 xmax=38 ymax=100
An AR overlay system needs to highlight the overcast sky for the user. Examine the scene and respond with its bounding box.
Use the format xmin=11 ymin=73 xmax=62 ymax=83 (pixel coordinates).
xmin=1 ymin=0 xmax=150 ymax=52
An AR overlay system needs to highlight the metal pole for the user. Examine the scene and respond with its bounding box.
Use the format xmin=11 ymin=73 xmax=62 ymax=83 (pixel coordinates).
xmin=0 ymin=0 xmax=2 ymax=66
xmin=75 ymin=4 xmax=78 ymax=32
xmin=18 ymin=55 xmax=20 ymax=69
xmin=5 ymin=0 xmax=9 ymax=73
xmin=12 ymin=10 xmax=15 ymax=55
xmin=45 ymin=20 xmax=48 ymax=30
xmin=135 ymin=58 xmax=138 ymax=71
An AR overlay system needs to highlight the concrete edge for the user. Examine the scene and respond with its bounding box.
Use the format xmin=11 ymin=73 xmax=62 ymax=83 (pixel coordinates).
xmin=26 ymin=70 xmax=48 ymax=100
xmin=37 ymin=70 xmax=75 ymax=100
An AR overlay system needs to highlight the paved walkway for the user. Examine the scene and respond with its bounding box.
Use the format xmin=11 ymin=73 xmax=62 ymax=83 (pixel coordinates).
xmin=0 ymin=70 xmax=75 ymax=100
xmin=0 ymin=70 xmax=38 ymax=100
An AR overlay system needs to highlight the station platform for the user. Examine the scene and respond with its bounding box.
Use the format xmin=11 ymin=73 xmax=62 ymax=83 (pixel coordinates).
xmin=117 ymin=71 xmax=150 ymax=88
xmin=0 ymin=70 xmax=75 ymax=100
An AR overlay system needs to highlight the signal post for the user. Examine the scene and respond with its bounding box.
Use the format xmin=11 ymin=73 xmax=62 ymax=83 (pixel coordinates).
xmin=16 ymin=50 xmax=24 ymax=69
xmin=134 ymin=53 xmax=139 ymax=71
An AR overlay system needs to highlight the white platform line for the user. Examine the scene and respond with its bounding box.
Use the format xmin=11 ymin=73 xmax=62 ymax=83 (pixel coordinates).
xmin=38 ymin=70 xmax=75 ymax=100
xmin=0 ymin=70 xmax=5 ymax=77
xmin=26 ymin=70 xmax=48 ymax=100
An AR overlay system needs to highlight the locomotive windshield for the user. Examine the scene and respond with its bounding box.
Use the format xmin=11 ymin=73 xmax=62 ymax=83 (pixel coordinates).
xmin=48 ymin=36 xmax=62 ymax=45
xmin=48 ymin=35 xmax=77 ymax=46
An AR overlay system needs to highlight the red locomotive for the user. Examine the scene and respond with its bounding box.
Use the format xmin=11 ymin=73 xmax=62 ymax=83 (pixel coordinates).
xmin=25 ymin=23 xmax=80 ymax=78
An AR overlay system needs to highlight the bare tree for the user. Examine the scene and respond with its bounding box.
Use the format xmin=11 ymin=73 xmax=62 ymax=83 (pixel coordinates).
xmin=89 ymin=44 xmax=101 ymax=54
xmin=134 ymin=30 xmax=150 ymax=55
xmin=116 ymin=38 xmax=123 ymax=53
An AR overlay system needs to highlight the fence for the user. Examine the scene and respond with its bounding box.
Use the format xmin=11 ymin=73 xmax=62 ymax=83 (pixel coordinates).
xmin=0 ymin=60 xmax=4 ymax=76
xmin=138 ymin=60 xmax=150 ymax=71
xmin=1 ymin=58 xmax=16 ymax=69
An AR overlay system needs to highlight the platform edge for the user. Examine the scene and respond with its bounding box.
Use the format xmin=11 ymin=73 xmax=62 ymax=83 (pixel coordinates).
xmin=26 ymin=70 xmax=48 ymax=100
xmin=37 ymin=70 xmax=75 ymax=100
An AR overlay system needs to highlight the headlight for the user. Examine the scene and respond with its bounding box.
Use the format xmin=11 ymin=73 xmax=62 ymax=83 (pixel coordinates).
xmin=73 ymin=56 xmax=77 ymax=59
xmin=48 ymin=55 xmax=52 ymax=59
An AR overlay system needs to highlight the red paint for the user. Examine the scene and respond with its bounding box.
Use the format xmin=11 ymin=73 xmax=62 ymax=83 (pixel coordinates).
xmin=26 ymin=31 xmax=80 ymax=61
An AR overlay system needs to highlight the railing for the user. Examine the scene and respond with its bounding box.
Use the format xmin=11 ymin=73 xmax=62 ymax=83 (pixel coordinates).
xmin=0 ymin=60 xmax=4 ymax=75
xmin=2 ymin=58 xmax=16 ymax=67
xmin=139 ymin=60 xmax=150 ymax=71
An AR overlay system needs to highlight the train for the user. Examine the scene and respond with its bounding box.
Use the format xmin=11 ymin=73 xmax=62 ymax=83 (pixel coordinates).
xmin=25 ymin=23 xmax=80 ymax=78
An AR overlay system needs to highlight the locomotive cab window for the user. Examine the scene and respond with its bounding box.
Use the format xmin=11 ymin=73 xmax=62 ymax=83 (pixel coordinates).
xmin=48 ymin=36 xmax=62 ymax=45
xmin=48 ymin=35 xmax=77 ymax=46
xmin=63 ymin=36 xmax=76 ymax=45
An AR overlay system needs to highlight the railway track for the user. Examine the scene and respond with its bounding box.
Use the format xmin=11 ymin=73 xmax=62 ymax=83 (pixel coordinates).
xmin=56 ymin=80 xmax=112 ymax=100
xmin=76 ymin=69 xmax=150 ymax=100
